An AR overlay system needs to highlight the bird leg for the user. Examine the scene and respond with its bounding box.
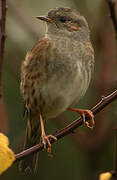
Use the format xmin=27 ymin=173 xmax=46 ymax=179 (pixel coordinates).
xmin=68 ymin=108 xmax=95 ymax=129
xmin=40 ymin=115 xmax=57 ymax=153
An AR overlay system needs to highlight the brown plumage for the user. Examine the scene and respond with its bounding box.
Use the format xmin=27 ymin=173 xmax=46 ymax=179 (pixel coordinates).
xmin=19 ymin=7 xmax=94 ymax=172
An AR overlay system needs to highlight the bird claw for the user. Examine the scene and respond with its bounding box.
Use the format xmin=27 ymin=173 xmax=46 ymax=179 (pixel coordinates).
xmin=68 ymin=108 xmax=95 ymax=129
xmin=80 ymin=110 xmax=94 ymax=129
xmin=83 ymin=121 xmax=94 ymax=129
xmin=41 ymin=134 xmax=57 ymax=153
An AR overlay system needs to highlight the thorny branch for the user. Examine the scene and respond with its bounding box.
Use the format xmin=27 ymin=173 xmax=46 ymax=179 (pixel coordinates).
xmin=15 ymin=89 xmax=117 ymax=162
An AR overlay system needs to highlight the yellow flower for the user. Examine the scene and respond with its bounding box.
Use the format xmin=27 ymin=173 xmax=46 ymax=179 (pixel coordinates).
xmin=99 ymin=172 xmax=112 ymax=180
xmin=0 ymin=133 xmax=15 ymax=174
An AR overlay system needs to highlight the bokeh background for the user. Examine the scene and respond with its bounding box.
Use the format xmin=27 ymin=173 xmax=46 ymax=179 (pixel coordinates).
xmin=1 ymin=0 xmax=117 ymax=179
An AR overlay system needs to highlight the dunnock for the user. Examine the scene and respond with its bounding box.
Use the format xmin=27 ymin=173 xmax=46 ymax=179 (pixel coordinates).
xmin=19 ymin=7 xmax=94 ymax=172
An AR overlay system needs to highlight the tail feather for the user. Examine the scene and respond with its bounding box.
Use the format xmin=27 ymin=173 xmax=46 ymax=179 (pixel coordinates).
xmin=19 ymin=150 xmax=39 ymax=173
xmin=19 ymin=112 xmax=41 ymax=173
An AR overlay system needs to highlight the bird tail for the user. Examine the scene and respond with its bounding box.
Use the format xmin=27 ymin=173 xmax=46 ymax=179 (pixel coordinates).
xmin=19 ymin=111 xmax=41 ymax=173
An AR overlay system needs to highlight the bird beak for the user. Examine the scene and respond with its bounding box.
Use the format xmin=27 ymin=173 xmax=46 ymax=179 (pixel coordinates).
xmin=36 ymin=16 xmax=52 ymax=22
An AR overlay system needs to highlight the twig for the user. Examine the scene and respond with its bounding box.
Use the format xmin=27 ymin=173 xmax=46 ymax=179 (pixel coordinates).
xmin=107 ymin=0 xmax=117 ymax=35
xmin=0 ymin=0 xmax=7 ymax=92
xmin=15 ymin=89 xmax=117 ymax=162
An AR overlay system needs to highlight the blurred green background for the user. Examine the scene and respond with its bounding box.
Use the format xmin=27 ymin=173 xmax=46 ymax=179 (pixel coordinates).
xmin=1 ymin=0 xmax=117 ymax=179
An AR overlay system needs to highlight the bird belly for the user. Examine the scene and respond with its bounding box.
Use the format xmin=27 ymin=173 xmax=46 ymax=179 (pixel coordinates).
xmin=38 ymin=61 xmax=91 ymax=119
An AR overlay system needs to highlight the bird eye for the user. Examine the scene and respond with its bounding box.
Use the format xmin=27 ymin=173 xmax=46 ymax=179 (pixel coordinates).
xmin=59 ymin=16 xmax=67 ymax=23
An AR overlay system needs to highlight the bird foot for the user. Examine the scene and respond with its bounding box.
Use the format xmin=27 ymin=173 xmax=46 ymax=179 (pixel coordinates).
xmin=41 ymin=134 xmax=57 ymax=153
xmin=68 ymin=108 xmax=95 ymax=129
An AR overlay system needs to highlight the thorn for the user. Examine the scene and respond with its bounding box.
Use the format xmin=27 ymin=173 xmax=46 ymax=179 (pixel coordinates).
xmin=101 ymin=95 xmax=105 ymax=99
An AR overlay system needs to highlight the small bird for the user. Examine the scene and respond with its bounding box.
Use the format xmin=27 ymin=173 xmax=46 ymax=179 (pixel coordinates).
xmin=19 ymin=7 xmax=94 ymax=172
